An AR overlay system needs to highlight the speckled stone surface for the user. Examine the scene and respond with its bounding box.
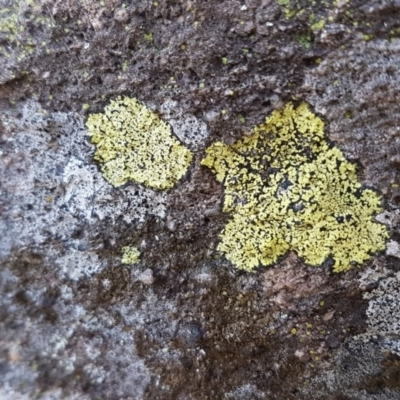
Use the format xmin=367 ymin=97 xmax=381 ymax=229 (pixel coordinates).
xmin=1 ymin=0 xmax=400 ymax=399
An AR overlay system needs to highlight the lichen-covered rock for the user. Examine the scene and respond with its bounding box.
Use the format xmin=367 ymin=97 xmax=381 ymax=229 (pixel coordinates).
xmin=1 ymin=0 xmax=399 ymax=398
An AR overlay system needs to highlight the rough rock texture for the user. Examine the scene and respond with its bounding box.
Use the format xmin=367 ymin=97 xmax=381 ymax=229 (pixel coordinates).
xmin=1 ymin=0 xmax=400 ymax=399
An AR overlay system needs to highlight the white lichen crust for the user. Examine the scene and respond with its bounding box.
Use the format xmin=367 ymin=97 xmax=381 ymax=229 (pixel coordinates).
xmin=0 ymin=100 xmax=166 ymax=280
xmin=361 ymin=268 xmax=400 ymax=356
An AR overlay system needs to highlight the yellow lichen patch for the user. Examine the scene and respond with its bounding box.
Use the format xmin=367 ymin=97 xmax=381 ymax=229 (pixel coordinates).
xmin=86 ymin=96 xmax=193 ymax=190
xmin=201 ymin=102 xmax=388 ymax=273
xmin=121 ymin=246 xmax=140 ymax=265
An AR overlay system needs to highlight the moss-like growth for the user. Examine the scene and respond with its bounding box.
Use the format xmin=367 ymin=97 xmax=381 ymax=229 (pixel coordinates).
xmin=0 ymin=0 xmax=51 ymax=65
xmin=296 ymin=31 xmax=314 ymax=49
xmin=121 ymin=246 xmax=140 ymax=265
xmin=277 ymin=0 xmax=400 ymax=42
xmin=86 ymin=96 xmax=193 ymax=190
xmin=201 ymin=102 xmax=388 ymax=272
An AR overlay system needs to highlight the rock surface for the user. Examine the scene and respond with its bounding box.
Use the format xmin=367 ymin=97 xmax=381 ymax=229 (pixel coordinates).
xmin=1 ymin=0 xmax=400 ymax=399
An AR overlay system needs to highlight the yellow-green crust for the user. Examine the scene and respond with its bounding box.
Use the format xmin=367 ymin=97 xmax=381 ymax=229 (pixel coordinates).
xmin=86 ymin=96 xmax=193 ymax=190
xmin=121 ymin=246 xmax=140 ymax=265
xmin=201 ymin=102 xmax=388 ymax=272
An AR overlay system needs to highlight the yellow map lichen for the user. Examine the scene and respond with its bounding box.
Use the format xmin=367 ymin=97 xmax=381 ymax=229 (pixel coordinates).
xmin=121 ymin=246 xmax=140 ymax=265
xmin=201 ymin=102 xmax=388 ymax=272
xmin=86 ymin=96 xmax=193 ymax=190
